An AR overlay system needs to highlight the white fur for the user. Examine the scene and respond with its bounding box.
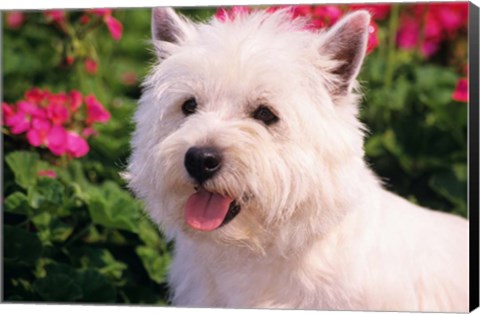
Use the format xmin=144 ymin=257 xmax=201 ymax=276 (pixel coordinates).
xmin=127 ymin=8 xmax=469 ymax=312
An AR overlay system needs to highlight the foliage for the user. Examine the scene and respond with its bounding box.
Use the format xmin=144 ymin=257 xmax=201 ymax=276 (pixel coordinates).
xmin=3 ymin=9 xmax=171 ymax=304
xmin=3 ymin=3 xmax=468 ymax=304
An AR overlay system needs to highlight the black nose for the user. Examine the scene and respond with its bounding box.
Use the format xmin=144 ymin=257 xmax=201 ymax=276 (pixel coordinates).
xmin=184 ymin=146 xmax=222 ymax=183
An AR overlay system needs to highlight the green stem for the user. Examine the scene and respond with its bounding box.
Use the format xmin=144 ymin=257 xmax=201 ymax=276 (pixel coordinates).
xmin=77 ymin=18 xmax=104 ymax=40
xmin=17 ymin=218 xmax=31 ymax=228
xmin=385 ymin=4 xmax=400 ymax=88
xmin=64 ymin=223 xmax=93 ymax=247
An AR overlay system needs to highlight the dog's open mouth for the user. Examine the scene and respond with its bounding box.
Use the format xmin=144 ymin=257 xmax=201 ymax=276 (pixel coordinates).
xmin=184 ymin=187 xmax=241 ymax=231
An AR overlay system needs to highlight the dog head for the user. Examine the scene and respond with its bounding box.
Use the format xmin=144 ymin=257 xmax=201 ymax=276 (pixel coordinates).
xmin=128 ymin=7 xmax=371 ymax=253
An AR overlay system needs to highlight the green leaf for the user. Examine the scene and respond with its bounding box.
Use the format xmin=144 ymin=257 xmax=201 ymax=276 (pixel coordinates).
xmin=137 ymin=217 xmax=165 ymax=248
xmin=136 ymin=246 xmax=170 ymax=284
xmin=5 ymin=151 xmax=40 ymax=189
xmin=31 ymin=213 xmax=74 ymax=244
xmin=453 ymin=163 xmax=468 ymax=182
xmin=45 ymin=263 xmax=79 ymax=279
xmin=57 ymin=160 xmax=90 ymax=191
xmin=70 ymin=248 xmax=127 ymax=280
xmin=76 ymin=269 xmax=116 ymax=303
xmin=40 ymin=263 xmax=116 ymax=302
xmin=415 ymin=66 xmax=458 ymax=108
xmin=364 ymin=134 xmax=385 ymax=158
xmin=34 ymin=258 xmax=55 ymax=279
xmin=382 ymin=128 xmax=412 ymax=172
xmin=7 ymin=278 xmax=36 ymax=301
xmin=32 ymin=212 xmax=73 ymax=245
xmin=4 ymin=225 xmax=43 ymax=266
xmin=429 ymin=170 xmax=467 ymax=207
xmin=87 ymin=181 xmax=141 ymax=233
xmin=33 ymin=274 xmax=83 ymax=302
xmin=4 ymin=192 xmax=30 ymax=214
xmin=27 ymin=177 xmax=65 ymax=210
xmin=50 ymin=219 xmax=74 ymax=242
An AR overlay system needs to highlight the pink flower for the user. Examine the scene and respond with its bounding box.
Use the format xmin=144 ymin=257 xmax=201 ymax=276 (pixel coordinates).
xmin=4 ymin=88 xmax=98 ymax=159
xmin=291 ymin=6 xmax=312 ymax=19
xmin=452 ymin=78 xmax=468 ymax=103
xmin=69 ymin=90 xmax=83 ymax=112
xmin=46 ymin=125 xmax=68 ymax=156
xmin=25 ymin=119 xmax=71 ymax=157
xmin=396 ymin=16 xmax=419 ymax=49
xmin=366 ymin=22 xmax=379 ymax=53
xmin=424 ymin=13 xmax=442 ymax=40
xmin=87 ymin=8 xmax=123 ymax=40
xmin=397 ymin=3 xmax=468 ymax=58
xmin=66 ymin=132 xmax=89 ymax=158
xmin=48 ymin=92 xmax=68 ymax=106
xmin=80 ymin=14 xmax=90 ymax=24
xmin=46 ymin=103 xmax=69 ymax=125
xmin=82 ymin=127 xmax=98 ymax=138
xmin=215 ymin=8 xmax=229 ymax=21
xmin=104 ymin=15 xmax=123 ymax=40
xmin=85 ymin=95 xmax=110 ymax=124
xmin=121 ymin=72 xmax=138 ymax=86
xmin=44 ymin=10 xmax=66 ymax=24
xmin=421 ymin=40 xmax=440 ymax=57
xmin=38 ymin=169 xmax=57 ymax=178
xmin=65 ymin=55 xmax=75 ymax=66
xmin=307 ymin=18 xmax=325 ymax=30
xmin=312 ymin=6 xmax=342 ymax=25
xmin=5 ymin=101 xmax=45 ymax=134
xmin=433 ymin=3 xmax=467 ymax=34
xmin=2 ymin=103 xmax=15 ymax=124
xmin=6 ymin=111 xmax=30 ymax=134
xmin=18 ymin=101 xmax=43 ymax=116
xmin=6 ymin=11 xmax=25 ymax=29
xmin=84 ymin=58 xmax=98 ymax=75
xmin=25 ymin=88 xmax=48 ymax=105
xmin=26 ymin=118 xmax=51 ymax=147
xmin=89 ymin=8 xmax=112 ymax=17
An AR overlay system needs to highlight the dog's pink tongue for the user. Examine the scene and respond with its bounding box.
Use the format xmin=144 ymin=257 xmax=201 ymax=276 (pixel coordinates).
xmin=185 ymin=188 xmax=232 ymax=231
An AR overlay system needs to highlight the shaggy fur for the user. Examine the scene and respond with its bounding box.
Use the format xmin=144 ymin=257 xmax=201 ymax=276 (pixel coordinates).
xmin=127 ymin=7 xmax=469 ymax=312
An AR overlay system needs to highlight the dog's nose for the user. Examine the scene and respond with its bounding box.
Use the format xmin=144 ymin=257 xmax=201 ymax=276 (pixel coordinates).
xmin=184 ymin=146 xmax=222 ymax=183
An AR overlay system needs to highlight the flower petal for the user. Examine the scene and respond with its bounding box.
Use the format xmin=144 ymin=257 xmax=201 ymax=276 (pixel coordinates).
xmin=6 ymin=11 xmax=25 ymax=29
xmin=27 ymin=128 xmax=46 ymax=147
xmin=84 ymin=58 xmax=99 ymax=75
xmin=46 ymin=103 xmax=69 ymax=125
xmin=7 ymin=112 xmax=30 ymax=134
xmin=69 ymin=90 xmax=83 ymax=112
xmin=104 ymin=15 xmax=123 ymax=40
xmin=452 ymin=78 xmax=468 ymax=103
xmin=85 ymin=95 xmax=110 ymax=124
xmin=67 ymin=132 xmax=90 ymax=158
xmin=38 ymin=169 xmax=57 ymax=178
xmin=46 ymin=125 xmax=68 ymax=155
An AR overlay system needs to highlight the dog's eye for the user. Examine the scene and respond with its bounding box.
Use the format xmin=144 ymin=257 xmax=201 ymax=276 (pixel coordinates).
xmin=252 ymin=106 xmax=279 ymax=125
xmin=182 ymin=98 xmax=197 ymax=116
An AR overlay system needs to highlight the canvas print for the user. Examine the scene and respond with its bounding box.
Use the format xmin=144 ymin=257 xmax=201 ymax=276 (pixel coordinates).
xmin=2 ymin=3 xmax=471 ymax=312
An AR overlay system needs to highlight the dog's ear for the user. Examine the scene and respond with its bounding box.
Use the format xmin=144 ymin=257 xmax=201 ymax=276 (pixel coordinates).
xmin=320 ymin=11 xmax=370 ymax=95
xmin=151 ymin=8 xmax=194 ymax=59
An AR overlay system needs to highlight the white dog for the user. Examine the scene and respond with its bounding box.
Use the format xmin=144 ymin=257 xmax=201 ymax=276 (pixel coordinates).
xmin=127 ymin=7 xmax=469 ymax=312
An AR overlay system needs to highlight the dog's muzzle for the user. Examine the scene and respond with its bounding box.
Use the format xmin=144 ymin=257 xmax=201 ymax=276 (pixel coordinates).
xmin=183 ymin=146 xmax=241 ymax=231
xmin=184 ymin=146 xmax=222 ymax=184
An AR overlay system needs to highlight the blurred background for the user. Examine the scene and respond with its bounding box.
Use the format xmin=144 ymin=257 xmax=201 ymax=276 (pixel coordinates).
xmin=2 ymin=3 xmax=469 ymax=304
